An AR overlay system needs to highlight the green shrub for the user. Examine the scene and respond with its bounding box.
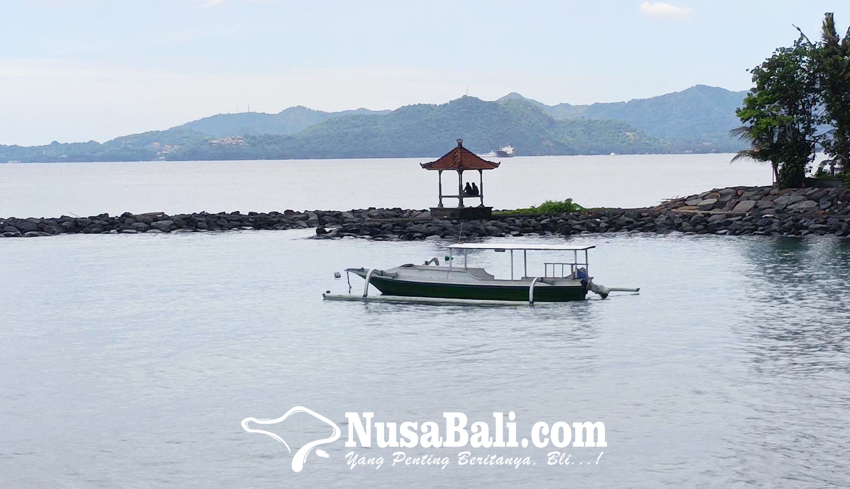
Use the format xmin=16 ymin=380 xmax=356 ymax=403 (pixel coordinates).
xmin=496 ymin=198 xmax=584 ymax=216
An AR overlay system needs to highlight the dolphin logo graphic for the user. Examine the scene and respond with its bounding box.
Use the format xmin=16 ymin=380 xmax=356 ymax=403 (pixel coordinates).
xmin=242 ymin=406 xmax=341 ymax=473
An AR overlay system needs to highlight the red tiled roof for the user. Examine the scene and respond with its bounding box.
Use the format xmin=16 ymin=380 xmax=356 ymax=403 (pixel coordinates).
xmin=420 ymin=140 xmax=500 ymax=171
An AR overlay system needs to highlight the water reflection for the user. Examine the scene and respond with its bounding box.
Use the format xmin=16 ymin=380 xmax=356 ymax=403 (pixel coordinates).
xmin=357 ymin=300 xmax=600 ymax=374
xmin=738 ymin=237 xmax=850 ymax=376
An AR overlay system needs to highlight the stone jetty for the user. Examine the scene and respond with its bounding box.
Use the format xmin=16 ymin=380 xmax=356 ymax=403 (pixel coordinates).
xmin=3 ymin=186 xmax=850 ymax=240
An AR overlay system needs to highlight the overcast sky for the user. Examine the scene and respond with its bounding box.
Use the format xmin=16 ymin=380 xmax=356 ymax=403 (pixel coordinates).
xmin=0 ymin=0 xmax=847 ymax=145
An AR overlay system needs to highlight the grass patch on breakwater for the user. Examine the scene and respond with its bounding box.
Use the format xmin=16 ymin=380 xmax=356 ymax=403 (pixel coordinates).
xmin=494 ymin=198 xmax=584 ymax=216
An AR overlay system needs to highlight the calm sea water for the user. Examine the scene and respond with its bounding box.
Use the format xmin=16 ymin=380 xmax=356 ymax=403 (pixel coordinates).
xmin=0 ymin=154 xmax=768 ymax=217
xmin=2 ymin=157 xmax=849 ymax=488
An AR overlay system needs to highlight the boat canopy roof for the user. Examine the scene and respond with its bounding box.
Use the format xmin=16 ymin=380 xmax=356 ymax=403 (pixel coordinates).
xmin=448 ymin=243 xmax=595 ymax=251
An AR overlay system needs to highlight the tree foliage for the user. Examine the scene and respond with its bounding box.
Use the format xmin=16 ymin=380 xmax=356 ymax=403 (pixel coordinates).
xmin=735 ymin=39 xmax=818 ymax=188
xmin=814 ymin=13 xmax=850 ymax=168
xmin=735 ymin=12 xmax=850 ymax=188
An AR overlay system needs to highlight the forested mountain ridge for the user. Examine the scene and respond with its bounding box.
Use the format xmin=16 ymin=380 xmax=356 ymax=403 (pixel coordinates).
xmin=0 ymin=85 xmax=748 ymax=162
xmin=178 ymin=106 xmax=390 ymax=138
xmin=498 ymin=85 xmax=748 ymax=151
xmin=166 ymin=96 xmax=670 ymax=160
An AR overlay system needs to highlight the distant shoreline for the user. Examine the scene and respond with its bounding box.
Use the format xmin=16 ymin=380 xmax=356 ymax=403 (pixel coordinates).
xmin=2 ymin=152 xmax=742 ymax=165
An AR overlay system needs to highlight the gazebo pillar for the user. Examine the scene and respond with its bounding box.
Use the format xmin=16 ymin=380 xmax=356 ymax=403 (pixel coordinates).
xmin=478 ymin=169 xmax=484 ymax=206
xmin=438 ymin=170 xmax=443 ymax=208
xmin=457 ymin=170 xmax=464 ymax=208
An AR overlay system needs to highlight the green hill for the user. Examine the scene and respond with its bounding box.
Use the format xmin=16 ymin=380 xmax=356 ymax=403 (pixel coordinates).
xmin=166 ymin=96 xmax=669 ymax=160
xmin=291 ymin=97 xmax=575 ymax=157
xmin=0 ymin=128 xmax=209 ymax=163
xmin=178 ymin=106 xmax=390 ymax=138
xmin=0 ymin=85 xmax=749 ymax=162
xmin=498 ymin=85 xmax=748 ymax=152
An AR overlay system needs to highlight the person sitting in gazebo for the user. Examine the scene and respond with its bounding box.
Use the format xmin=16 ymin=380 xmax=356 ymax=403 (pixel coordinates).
xmin=470 ymin=182 xmax=480 ymax=196
xmin=464 ymin=182 xmax=473 ymax=196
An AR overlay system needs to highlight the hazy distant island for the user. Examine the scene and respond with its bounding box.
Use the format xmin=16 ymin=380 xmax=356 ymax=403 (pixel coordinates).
xmin=0 ymin=85 xmax=747 ymax=163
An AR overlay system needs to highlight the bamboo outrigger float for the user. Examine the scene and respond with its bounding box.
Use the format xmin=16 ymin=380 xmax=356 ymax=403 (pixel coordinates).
xmin=323 ymin=243 xmax=639 ymax=305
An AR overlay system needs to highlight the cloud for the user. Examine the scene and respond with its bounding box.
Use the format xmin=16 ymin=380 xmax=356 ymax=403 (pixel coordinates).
xmin=638 ymin=2 xmax=692 ymax=20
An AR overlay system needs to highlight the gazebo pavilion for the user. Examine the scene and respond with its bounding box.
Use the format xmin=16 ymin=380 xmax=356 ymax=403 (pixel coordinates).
xmin=420 ymin=139 xmax=500 ymax=220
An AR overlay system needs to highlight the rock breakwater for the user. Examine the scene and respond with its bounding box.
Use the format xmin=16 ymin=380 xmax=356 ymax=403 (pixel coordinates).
xmin=2 ymin=186 xmax=849 ymax=240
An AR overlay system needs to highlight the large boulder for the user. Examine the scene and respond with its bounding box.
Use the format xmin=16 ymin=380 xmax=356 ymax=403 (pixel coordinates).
xmin=151 ymin=220 xmax=174 ymax=231
xmin=135 ymin=212 xmax=166 ymax=224
xmin=14 ymin=220 xmax=39 ymax=232
xmin=306 ymin=212 xmax=319 ymax=226
xmin=697 ymin=199 xmax=718 ymax=211
xmin=732 ymin=200 xmax=757 ymax=213
xmin=788 ymin=200 xmax=818 ymax=211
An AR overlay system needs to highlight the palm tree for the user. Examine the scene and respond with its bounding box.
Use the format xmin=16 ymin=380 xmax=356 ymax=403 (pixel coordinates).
xmin=818 ymin=13 xmax=850 ymax=171
xmin=730 ymin=125 xmax=780 ymax=186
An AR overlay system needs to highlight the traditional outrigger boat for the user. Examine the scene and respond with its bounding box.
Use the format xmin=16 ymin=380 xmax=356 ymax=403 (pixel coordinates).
xmin=323 ymin=243 xmax=639 ymax=305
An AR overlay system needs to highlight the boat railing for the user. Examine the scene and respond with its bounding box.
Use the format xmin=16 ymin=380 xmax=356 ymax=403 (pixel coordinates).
xmin=448 ymin=244 xmax=592 ymax=280
xmin=544 ymin=262 xmax=580 ymax=278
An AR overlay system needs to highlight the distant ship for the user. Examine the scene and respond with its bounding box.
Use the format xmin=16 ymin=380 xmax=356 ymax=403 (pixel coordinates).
xmin=494 ymin=145 xmax=515 ymax=157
